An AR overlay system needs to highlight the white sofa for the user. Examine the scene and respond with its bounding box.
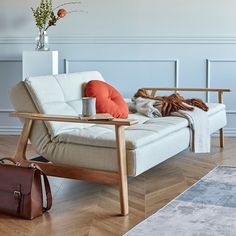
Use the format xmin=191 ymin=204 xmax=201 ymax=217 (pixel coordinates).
xmin=10 ymin=71 xmax=228 ymax=215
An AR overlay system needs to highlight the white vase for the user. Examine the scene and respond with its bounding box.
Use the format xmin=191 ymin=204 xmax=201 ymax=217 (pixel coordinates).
xmin=35 ymin=31 xmax=49 ymax=51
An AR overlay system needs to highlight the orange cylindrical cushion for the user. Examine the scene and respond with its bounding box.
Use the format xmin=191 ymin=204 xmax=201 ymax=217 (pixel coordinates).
xmin=85 ymin=80 xmax=129 ymax=118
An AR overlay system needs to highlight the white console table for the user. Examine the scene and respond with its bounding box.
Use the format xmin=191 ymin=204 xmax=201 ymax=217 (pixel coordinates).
xmin=22 ymin=51 xmax=58 ymax=80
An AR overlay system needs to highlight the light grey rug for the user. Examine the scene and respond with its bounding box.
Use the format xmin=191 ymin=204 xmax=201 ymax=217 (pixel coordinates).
xmin=125 ymin=166 xmax=236 ymax=236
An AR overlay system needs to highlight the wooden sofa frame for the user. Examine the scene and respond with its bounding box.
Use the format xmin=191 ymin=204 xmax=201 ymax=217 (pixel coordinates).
xmin=10 ymin=87 xmax=230 ymax=216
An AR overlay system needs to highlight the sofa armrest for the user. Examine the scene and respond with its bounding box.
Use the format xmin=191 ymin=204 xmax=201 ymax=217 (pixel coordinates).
xmin=9 ymin=113 xmax=135 ymax=215
xmin=142 ymin=88 xmax=231 ymax=93
xmin=10 ymin=112 xmax=138 ymax=126
xmin=142 ymin=87 xmax=231 ymax=103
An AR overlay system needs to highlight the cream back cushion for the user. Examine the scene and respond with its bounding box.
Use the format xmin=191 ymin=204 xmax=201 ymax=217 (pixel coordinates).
xmin=25 ymin=71 xmax=105 ymax=137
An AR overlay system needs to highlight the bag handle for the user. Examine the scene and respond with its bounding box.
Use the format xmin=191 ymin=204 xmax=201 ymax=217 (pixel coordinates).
xmin=0 ymin=157 xmax=20 ymax=165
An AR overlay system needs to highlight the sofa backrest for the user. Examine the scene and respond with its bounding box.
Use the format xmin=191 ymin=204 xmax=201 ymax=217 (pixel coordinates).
xmin=11 ymin=71 xmax=105 ymax=139
xmin=10 ymin=81 xmax=51 ymax=156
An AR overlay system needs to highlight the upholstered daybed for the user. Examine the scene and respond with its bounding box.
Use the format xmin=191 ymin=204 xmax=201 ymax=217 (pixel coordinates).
xmin=9 ymin=71 xmax=230 ymax=215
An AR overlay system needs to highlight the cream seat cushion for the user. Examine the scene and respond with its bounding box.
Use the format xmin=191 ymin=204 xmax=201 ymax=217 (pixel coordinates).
xmin=54 ymin=103 xmax=226 ymax=150
xmin=54 ymin=116 xmax=188 ymax=150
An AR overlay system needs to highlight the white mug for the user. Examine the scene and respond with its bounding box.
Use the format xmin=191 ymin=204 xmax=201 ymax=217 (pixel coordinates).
xmin=82 ymin=97 xmax=96 ymax=117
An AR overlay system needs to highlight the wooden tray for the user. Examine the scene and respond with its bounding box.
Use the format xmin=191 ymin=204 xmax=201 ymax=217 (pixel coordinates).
xmin=79 ymin=113 xmax=114 ymax=121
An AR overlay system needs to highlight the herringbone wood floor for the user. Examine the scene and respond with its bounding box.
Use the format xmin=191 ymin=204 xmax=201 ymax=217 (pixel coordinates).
xmin=0 ymin=136 xmax=235 ymax=236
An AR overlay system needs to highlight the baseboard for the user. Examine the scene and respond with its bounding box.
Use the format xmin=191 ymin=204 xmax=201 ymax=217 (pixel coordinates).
xmin=0 ymin=127 xmax=236 ymax=136
xmin=212 ymin=128 xmax=236 ymax=137
xmin=0 ymin=126 xmax=22 ymax=135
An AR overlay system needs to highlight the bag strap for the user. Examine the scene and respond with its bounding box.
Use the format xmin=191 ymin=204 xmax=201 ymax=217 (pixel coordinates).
xmin=29 ymin=163 xmax=52 ymax=212
xmin=41 ymin=171 xmax=52 ymax=212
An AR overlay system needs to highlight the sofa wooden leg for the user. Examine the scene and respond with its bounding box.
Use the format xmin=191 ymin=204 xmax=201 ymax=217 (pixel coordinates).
xmin=14 ymin=118 xmax=32 ymax=162
xmin=115 ymin=125 xmax=129 ymax=216
xmin=220 ymin=128 xmax=224 ymax=148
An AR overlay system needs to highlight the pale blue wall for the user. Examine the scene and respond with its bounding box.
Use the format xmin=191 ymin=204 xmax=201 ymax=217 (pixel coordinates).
xmin=0 ymin=0 xmax=235 ymax=135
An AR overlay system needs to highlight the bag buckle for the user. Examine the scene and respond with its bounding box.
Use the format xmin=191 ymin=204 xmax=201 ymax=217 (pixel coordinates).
xmin=14 ymin=191 xmax=21 ymax=200
xmin=13 ymin=190 xmax=22 ymax=213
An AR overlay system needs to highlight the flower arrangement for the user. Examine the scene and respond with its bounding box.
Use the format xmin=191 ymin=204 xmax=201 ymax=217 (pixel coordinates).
xmin=31 ymin=0 xmax=81 ymax=32
xmin=31 ymin=0 xmax=81 ymax=50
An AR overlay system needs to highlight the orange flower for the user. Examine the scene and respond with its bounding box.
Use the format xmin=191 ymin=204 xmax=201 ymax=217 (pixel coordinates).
xmin=57 ymin=9 xmax=67 ymax=18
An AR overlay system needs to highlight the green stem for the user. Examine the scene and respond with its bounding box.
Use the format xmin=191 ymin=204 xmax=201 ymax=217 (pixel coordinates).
xmin=52 ymin=2 xmax=81 ymax=11
xmin=44 ymin=16 xmax=60 ymax=31
xmin=67 ymin=10 xmax=88 ymax=14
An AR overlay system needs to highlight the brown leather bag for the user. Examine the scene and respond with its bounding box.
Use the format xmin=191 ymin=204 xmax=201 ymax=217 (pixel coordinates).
xmin=0 ymin=158 xmax=52 ymax=220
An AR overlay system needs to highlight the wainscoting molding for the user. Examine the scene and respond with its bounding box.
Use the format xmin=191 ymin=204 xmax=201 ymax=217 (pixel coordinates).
xmin=206 ymin=59 xmax=236 ymax=115
xmin=0 ymin=58 xmax=22 ymax=111
xmin=206 ymin=59 xmax=236 ymax=136
xmin=1 ymin=35 xmax=236 ymax=45
xmin=0 ymin=59 xmax=21 ymax=135
xmin=206 ymin=59 xmax=236 ymax=99
xmin=64 ymin=59 xmax=179 ymax=88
